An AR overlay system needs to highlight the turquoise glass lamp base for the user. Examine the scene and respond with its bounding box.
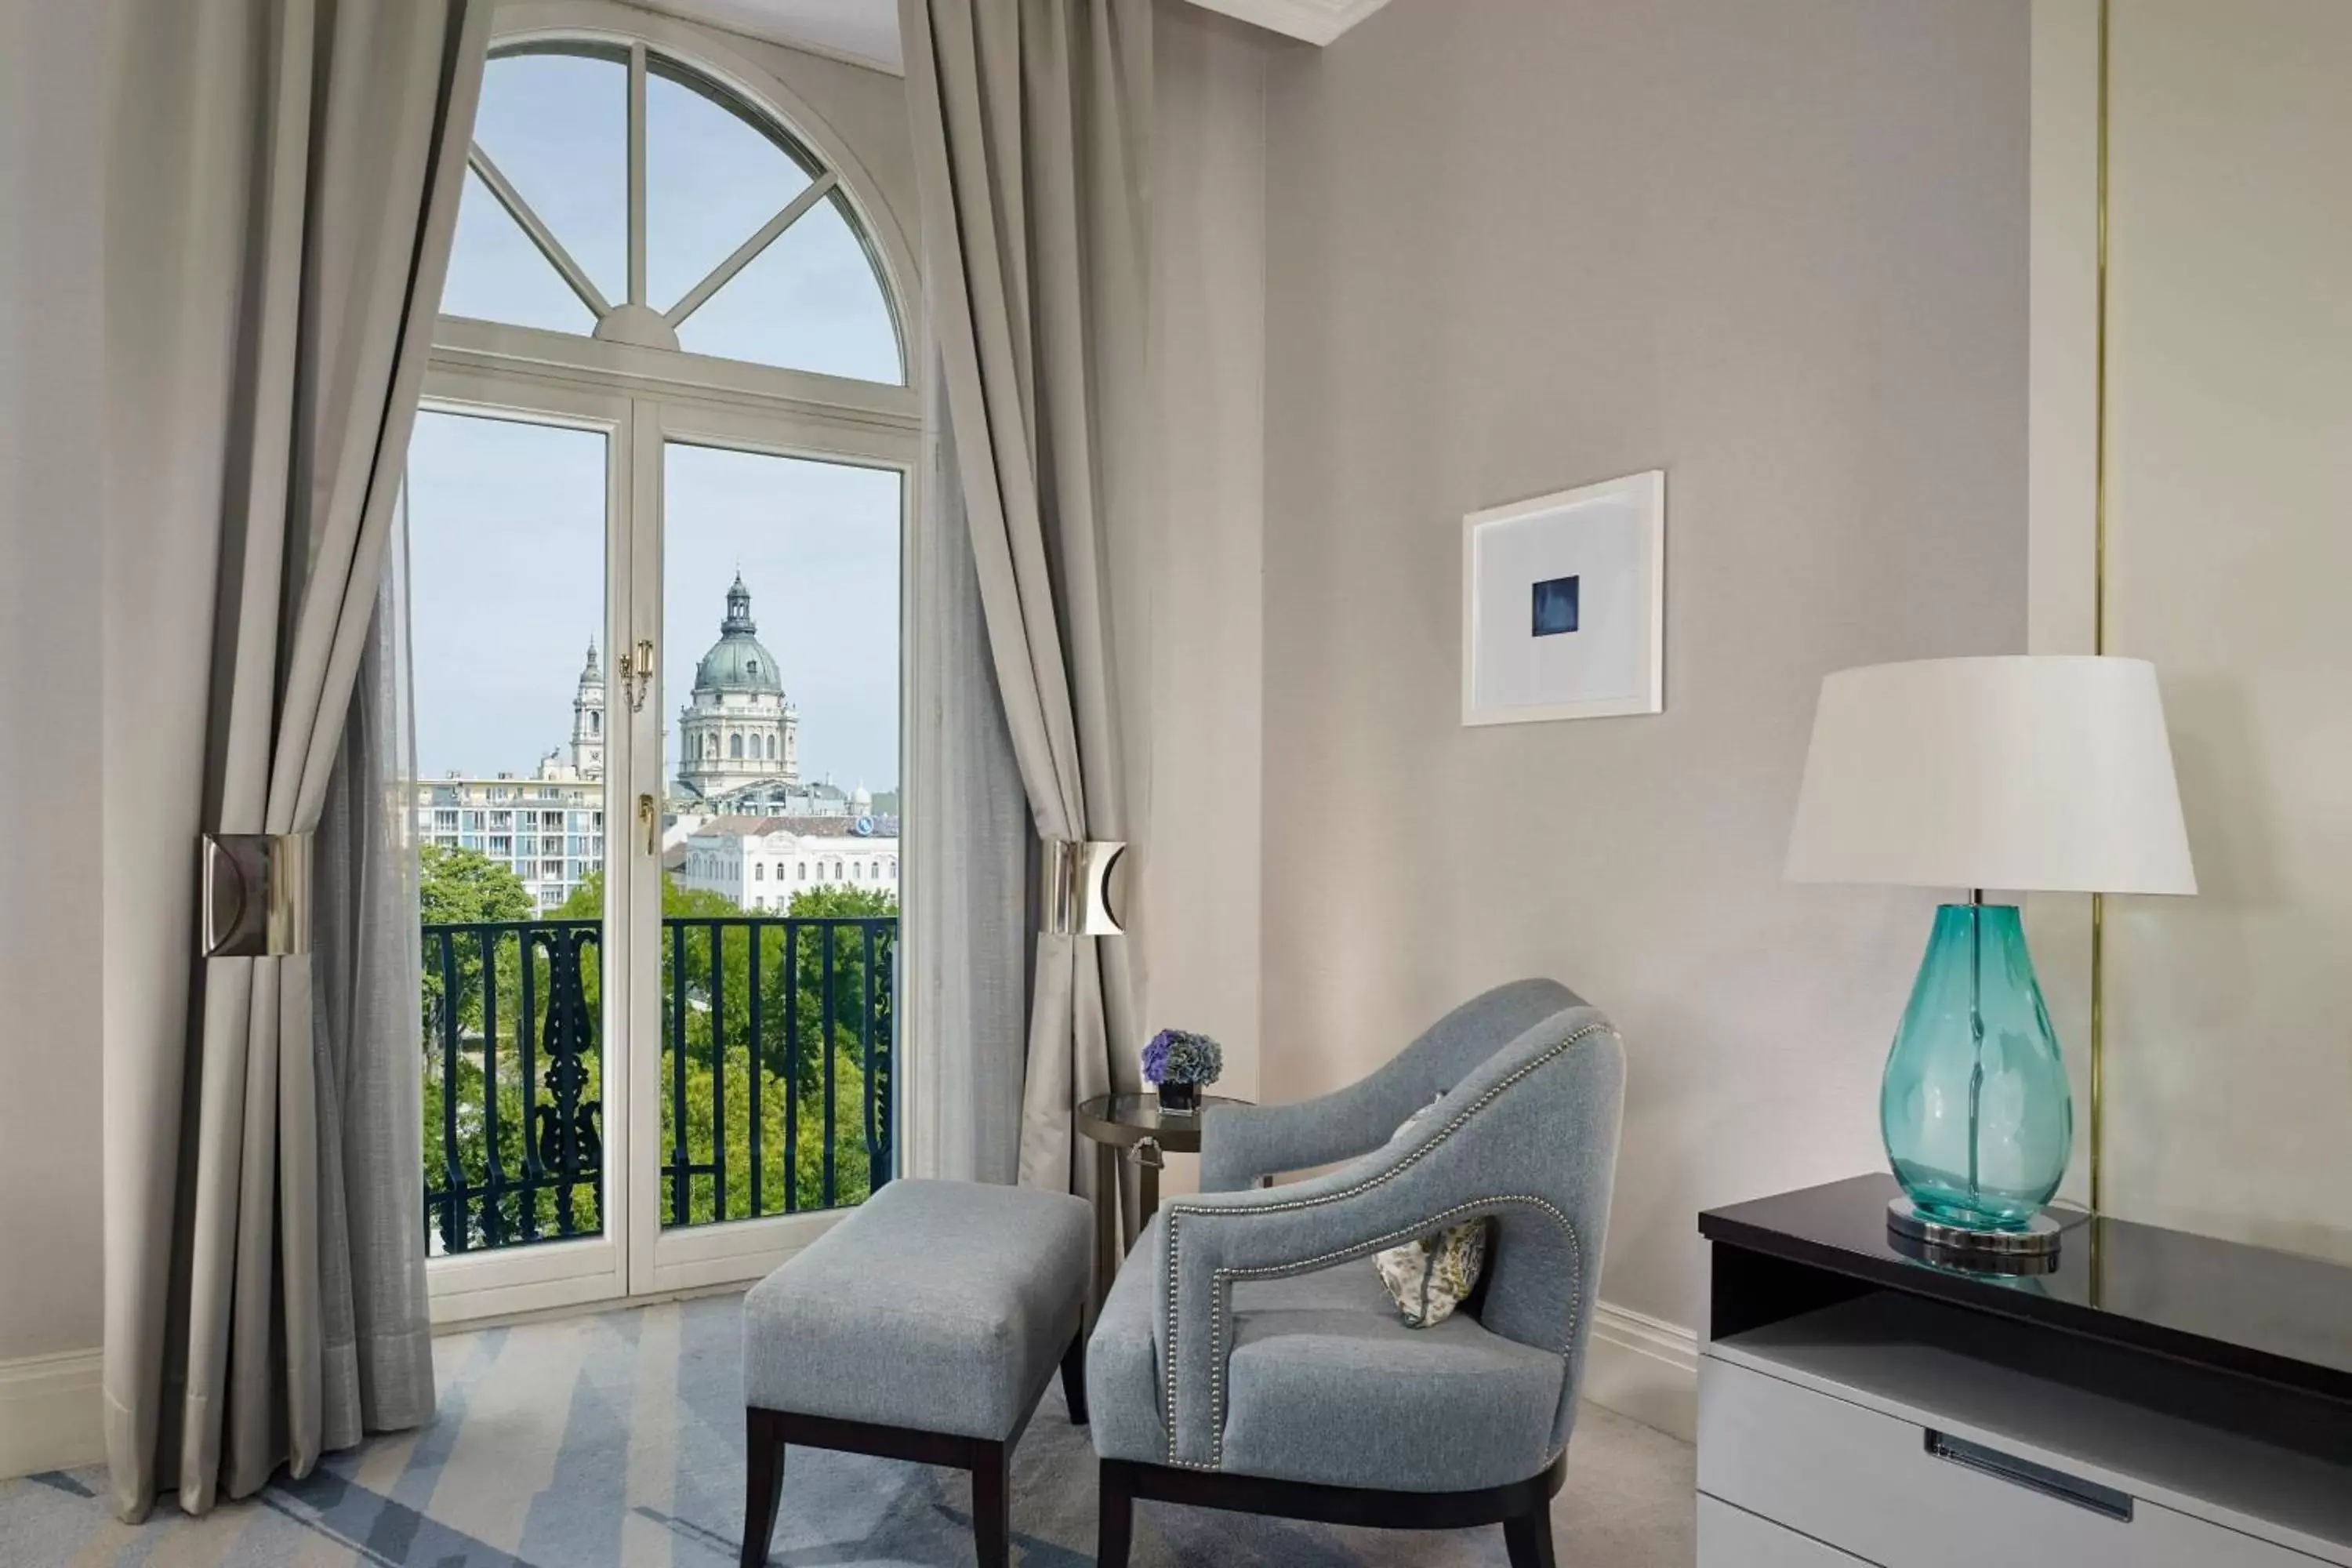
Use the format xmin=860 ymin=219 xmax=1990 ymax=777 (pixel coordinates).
xmin=1882 ymin=902 xmax=2072 ymax=1240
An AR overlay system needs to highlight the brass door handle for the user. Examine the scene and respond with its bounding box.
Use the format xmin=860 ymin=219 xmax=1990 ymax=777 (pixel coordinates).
xmin=639 ymin=793 xmax=659 ymax=857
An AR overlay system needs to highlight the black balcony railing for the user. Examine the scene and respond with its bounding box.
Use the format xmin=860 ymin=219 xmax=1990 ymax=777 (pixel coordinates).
xmin=422 ymin=914 xmax=896 ymax=1255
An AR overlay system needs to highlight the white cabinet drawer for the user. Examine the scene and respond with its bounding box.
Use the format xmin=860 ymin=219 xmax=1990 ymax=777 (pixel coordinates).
xmin=1700 ymin=1356 xmax=2320 ymax=1568
xmin=1700 ymin=1494 xmax=1872 ymax=1566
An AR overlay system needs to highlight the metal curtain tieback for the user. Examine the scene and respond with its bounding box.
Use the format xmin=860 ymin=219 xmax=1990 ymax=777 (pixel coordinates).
xmin=200 ymin=833 xmax=312 ymax=956
xmin=1041 ymin=837 xmax=1126 ymax=936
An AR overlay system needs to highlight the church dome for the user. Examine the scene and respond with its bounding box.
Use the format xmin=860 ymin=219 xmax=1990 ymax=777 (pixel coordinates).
xmin=693 ymin=574 xmax=785 ymax=695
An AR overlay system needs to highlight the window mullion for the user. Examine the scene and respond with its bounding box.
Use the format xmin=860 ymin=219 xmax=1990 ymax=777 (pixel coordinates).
xmin=469 ymin=143 xmax=614 ymax=317
xmin=666 ymin=172 xmax=839 ymax=332
xmin=629 ymin=42 xmax=648 ymax=310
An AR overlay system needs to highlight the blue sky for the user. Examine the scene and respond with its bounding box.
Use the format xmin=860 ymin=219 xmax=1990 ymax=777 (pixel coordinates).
xmin=407 ymin=49 xmax=902 ymax=789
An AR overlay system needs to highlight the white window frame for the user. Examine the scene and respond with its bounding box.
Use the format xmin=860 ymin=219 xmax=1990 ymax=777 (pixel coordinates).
xmin=422 ymin=2 xmax=927 ymax=1323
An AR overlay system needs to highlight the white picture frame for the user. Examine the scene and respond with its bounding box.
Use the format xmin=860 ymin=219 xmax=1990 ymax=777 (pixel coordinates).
xmin=1461 ymin=470 xmax=1665 ymax=726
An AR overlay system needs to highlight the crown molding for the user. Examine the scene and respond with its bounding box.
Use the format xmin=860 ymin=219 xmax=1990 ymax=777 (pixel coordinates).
xmin=1184 ymin=0 xmax=1395 ymax=46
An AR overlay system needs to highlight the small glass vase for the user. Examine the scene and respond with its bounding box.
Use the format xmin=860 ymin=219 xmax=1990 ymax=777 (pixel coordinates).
xmin=1155 ymin=1080 xmax=1200 ymax=1115
xmin=1882 ymin=902 xmax=2071 ymax=1231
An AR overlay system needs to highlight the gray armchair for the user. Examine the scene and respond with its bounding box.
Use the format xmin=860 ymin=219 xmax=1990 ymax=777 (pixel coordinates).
xmin=1086 ymin=978 xmax=1624 ymax=1568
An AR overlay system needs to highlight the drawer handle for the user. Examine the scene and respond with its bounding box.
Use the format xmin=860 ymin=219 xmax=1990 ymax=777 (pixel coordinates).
xmin=1924 ymin=1431 xmax=2133 ymax=1522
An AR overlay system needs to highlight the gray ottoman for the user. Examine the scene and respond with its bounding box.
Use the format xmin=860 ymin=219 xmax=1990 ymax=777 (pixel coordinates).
xmin=739 ymin=1178 xmax=1092 ymax=1568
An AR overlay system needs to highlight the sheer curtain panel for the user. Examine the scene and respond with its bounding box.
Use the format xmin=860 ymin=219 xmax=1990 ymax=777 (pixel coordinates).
xmin=904 ymin=398 xmax=1033 ymax=1187
xmin=101 ymin=0 xmax=489 ymax=1519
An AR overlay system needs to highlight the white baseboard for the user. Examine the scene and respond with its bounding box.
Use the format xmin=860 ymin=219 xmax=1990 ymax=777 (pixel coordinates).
xmin=0 ymin=1346 xmax=104 ymax=1480
xmin=1581 ymin=1301 xmax=1698 ymax=1443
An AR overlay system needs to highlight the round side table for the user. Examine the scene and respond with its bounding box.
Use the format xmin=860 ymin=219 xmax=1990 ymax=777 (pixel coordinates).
xmin=1076 ymin=1092 xmax=1250 ymax=1315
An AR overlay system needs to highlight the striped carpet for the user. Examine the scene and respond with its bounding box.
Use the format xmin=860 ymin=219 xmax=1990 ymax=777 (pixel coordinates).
xmin=0 ymin=1292 xmax=1695 ymax=1566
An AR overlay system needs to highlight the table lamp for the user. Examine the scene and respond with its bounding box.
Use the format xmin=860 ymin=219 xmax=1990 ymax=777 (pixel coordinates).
xmin=1785 ymin=656 xmax=2195 ymax=1258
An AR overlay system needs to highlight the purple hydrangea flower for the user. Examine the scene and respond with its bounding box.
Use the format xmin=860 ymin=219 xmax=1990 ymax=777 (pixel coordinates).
xmin=1142 ymin=1028 xmax=1223 ymax=1086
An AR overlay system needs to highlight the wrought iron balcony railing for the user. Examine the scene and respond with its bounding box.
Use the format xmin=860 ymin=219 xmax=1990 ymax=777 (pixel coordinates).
xmin=422 ymin=914 xmax=896 ymax=1255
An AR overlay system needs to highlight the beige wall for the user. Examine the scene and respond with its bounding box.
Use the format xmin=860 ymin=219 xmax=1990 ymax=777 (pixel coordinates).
xmin=2030 ymin=0 xmax=2352 ymax=1263
xmin=1134 ymin=3 xmax=1271 ymax=1127
xmin=1258 ymin=0 xmax=2031 ymax=1330
xmin=0 ymin=0 xmax=107 ymax=1366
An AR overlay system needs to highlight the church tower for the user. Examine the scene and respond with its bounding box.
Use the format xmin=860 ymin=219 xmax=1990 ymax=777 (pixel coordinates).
xmin=570 ymin=639 xmax=605 ymax=780
xmin=677 ymin=575 xmax=797 ymax=800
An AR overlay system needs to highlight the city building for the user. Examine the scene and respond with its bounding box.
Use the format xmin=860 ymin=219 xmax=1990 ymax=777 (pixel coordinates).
xmin=569 ymin=637 xmax=604 ymax=780
xmin=415 ymin=642 xmax=606 ymax=910
xmin=418 ymin=630 xmax=898 ymax=912
xmin=674 ymin=573 xmax=800 ymax=801
xmin=673 ymin=815 xmax=899 ymax=912
xmin=666 ymin=777 xmax=891 ymax=840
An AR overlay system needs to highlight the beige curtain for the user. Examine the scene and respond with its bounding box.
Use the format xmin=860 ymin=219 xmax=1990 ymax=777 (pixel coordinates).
xmin=101 ymin=0 xmax=488 ymax=1519
xmin=901 ymin=0 xmax=1155 ymax=1194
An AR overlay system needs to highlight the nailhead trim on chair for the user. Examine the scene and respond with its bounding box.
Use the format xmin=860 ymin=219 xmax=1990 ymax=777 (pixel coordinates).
xmin=1156 ymin=1018 xmax=1615 ymax=1469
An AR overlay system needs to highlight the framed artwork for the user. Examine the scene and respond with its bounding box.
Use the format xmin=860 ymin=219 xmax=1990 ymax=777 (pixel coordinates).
xmin=1461 ymin=470 xmax=1664 ymax=725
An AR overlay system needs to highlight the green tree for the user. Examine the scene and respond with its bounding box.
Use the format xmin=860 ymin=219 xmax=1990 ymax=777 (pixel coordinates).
xmin=419 ymin=846 xmax=534 ymax=1036
xmin=422 ymin=1050 xmax=604 ymax=1249
xmin=668 ymin=1042 xmax=870 ymax=1225
xmin=648 ymin=878 xmax=896 ymax=1223
xmin=421 ymin=847 xmax=603 ymax=1250
xmin=422 ymin=844 xmax=537 ymax=924
xmin=425 ymin=860 xmax=898 ymax=1249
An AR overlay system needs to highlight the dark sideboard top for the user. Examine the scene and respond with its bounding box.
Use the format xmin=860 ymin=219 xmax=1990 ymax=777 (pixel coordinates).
xmin=1700 ymin=1174 xmax=2352 ymax=1408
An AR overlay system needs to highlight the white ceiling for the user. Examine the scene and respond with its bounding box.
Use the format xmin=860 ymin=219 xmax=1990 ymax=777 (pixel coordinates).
xmin=637 ymin=0 xmax=906 ymax=75
xmin=1182 ymin=0 xmax=1392 ymax=47
xmin=635 ymin=0 xmax=1392 ymax=77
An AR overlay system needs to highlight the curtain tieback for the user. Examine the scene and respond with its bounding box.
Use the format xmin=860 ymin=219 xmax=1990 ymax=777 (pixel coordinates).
xmin=200 ymin=833 xmax=312 ymax=956
xmin=1041 ymin=838 xmax=1126 ymax=937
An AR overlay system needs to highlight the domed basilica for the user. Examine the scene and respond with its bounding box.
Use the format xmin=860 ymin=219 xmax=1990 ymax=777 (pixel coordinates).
xmin=676 ymin=573 xmax=800 ymax=800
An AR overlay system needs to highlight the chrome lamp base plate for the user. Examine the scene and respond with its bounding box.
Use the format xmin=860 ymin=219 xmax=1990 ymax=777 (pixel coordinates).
xmin=1886 ymin=1197 xmax=2064 ymax=1261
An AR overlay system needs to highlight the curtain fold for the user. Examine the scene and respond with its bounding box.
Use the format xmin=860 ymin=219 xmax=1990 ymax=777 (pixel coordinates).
xmin=307 ymin=502 xmax=435 ymax=1448
xmin=905 ymin=388 xmax=1033 ymax=1186
xmin=900 ymin=0 xmax=1155 ymax=1198
xmin=101 ymin=0 xmax=488 ymax=1520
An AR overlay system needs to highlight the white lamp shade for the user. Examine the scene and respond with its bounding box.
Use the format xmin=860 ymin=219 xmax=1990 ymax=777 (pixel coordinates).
xmin=1785 ymin=656 xmax=2196 ymax=895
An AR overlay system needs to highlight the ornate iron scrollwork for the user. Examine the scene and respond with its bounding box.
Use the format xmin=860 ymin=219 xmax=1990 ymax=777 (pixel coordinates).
xmin=530 ymin=924 xmax=603 ymax=1236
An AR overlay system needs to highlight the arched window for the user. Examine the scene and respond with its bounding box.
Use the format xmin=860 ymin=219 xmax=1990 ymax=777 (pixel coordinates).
xmin=442 ymin=42 xmax=904 ymax=383
xmin=589 ymin=710 xmax=599 ymax=734
xmin=416 ymin=20 xmax=915 ymax=1291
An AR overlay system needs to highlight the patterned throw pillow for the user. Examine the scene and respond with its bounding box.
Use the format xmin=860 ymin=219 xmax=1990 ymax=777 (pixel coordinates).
xmin=1372 ymin=1098 xmax=1488 ymax=1328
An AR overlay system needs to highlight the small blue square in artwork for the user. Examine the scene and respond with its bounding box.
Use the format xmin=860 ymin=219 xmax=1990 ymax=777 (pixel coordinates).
xmin=1532 ymin=575 xmax=1580 ymax=637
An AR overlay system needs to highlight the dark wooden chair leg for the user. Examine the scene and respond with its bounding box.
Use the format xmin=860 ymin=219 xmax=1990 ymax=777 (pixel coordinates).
xmin=739 ymin=1409 xmax=786 ymax=1568
xmin=1502 ymin=1501 xmax=1559 ymax=1568
xmin=971 ymin=1439 xmax=1012 ymax=1568
xmin=1061 ymin=1327 xmax=1090 ymax=1425
xmin=1097 ymin=1458 xmax=1134 ymax=1568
